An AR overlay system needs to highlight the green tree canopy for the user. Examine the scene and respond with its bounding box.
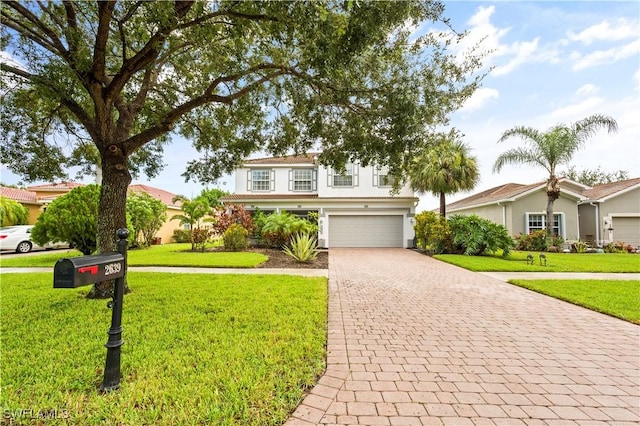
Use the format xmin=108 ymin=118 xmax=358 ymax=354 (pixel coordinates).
xmin=31 ymin=185 xmax=100 ymax=255
xmin=1 ymin=1 xmax=483 ymax=276
xmin=562 ymin=166 xmax=629 ymax=186
xmin=409 ymin=130 xmax=479 ymax=216
xmin=493 ymin=114 xmax=618 ymax=239
xmin=127 ymin=191 xmax=167 ymax=247
xmin=198 ymin=188 xmax=230 ymax=209
xmin=0 ymin=196 xmax=29 ymax=226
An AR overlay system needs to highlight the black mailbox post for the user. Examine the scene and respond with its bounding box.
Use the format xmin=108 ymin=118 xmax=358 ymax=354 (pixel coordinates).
xmin=53 ymin=229 xmax=129 ymax=392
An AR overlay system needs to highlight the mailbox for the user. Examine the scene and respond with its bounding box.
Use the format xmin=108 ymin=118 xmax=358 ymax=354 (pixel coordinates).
xmin=54 ymin=253 xmax=125 ymax=288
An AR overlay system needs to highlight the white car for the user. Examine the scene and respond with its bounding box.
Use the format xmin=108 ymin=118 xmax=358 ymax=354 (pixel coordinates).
xmin=0 ymin=225 xmax=70 ymax=253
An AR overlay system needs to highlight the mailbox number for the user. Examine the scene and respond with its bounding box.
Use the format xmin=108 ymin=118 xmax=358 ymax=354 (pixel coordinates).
xmin=104 ymin=263 xmax=122 ymax=276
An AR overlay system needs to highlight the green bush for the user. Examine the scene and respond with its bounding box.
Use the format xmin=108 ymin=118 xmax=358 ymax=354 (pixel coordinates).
xmin=283 ymin=233 xmax=318 ymax=262
xmin=262 ymin=211 xmax=314 ymax=248
xmin=448 ymin=214 xmax=514 ymax=256
xmin=413 ymin=211 xmax=450 ymax=254
xmin=515 ymin=230 xmax=547 ymax=251
xmin=223 ymin=224 xmax=248 ymax=251
xmin=172 ymin=229 xmax=192 ymax=243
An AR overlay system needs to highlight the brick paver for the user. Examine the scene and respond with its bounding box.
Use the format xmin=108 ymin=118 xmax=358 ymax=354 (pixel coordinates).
xmin=286 ymin=248 xmax=639 ymax=426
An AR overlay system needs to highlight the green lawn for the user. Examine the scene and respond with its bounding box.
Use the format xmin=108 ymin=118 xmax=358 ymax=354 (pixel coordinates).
xmin=434 ymin=251 xmax=640 ymax=272
xmin=0 ymin=272 xmax=327 ymax=425
xmin=508 ymin=279 xmax=640 ymax=324
xmin=0 ymin=243 xmax=268 ymax=268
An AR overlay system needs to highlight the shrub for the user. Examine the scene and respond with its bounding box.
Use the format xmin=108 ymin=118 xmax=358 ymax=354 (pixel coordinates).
xmin=413 ymin=211 xmax=450 ymax=254
xmin=192 ymin=227 xmax=213 ymax=252
xmin=283 ymin=233 xmax=318 ymax=262
xmin=211 ymin=204 xmax=255 ymax=236
xmin=223 ymin=224 xmax=249 ymax=251
xmin=262 ymin=211 xmax=314 ymax=248
xmin=172 ymin=229 xmax=192 ymax=243
xmin=250 ymin=209 xmax=269 ymax=247
xmin=515 ymin=230 xmax=547 ymax=251
xmin=448 ymin=214 xmax=514 ymax=256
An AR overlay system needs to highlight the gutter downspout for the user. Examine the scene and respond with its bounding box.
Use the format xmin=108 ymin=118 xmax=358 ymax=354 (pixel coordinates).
xmin=590 ymin=202 xmax=600 ymax=246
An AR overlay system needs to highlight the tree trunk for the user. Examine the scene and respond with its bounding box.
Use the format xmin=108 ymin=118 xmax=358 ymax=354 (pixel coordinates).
xmin=86 ymin=146 xmax=132 ymax=299
xmin=545 ymin=175 xmax=561 ymax=246
xmin=439 ymin=192 xmax=446 ymax=217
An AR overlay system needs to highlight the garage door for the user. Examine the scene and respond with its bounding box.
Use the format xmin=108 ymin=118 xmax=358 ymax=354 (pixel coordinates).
xmin=329 ymin=215 xmax=403 ymax=248
xmin=612 ymin=217 xmax=640 ymax=247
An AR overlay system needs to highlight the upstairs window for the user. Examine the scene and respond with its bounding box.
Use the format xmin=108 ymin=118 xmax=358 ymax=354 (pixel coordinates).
xmin=290 ymin=169 xmax=315 ymax=191
xmin=248 ymin=169 xmax=274 ymax=191
xmin=333 ymin=163 xmax=354 ymax=187
xmin=377 ymin=174 xmax=395 ymax=187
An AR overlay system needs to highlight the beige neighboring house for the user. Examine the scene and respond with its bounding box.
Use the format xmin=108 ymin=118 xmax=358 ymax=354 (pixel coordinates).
xmin=0 ymin=182 xmax=185 ymax=243
xmin=442 ymin=177 xmax=640 ymax=248
xmin=222 ymin=153 xmax=418 ymax=248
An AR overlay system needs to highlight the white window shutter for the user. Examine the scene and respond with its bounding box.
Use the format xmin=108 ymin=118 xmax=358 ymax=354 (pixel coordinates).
xmin=270 ymin=170 xmax=275 ymax=191
xmin=247 ymin=170 xmax=252 ymax=191
xmin=327 ymin=168 xmax=333 ymax=187
xmin=312 ymin=170 xmax=317 ymax=191
xmin=373 ymin=167 xmax=379 ymax=186
xmin=288 ymin=170 xmax=293 ymax=191
xmin=353 ymin=164 xmax=359 ymax=186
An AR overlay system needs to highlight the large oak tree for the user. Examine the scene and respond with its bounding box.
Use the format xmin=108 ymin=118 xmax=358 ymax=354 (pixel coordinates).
xmin=1 ymin=1 xmax=482 ymax=296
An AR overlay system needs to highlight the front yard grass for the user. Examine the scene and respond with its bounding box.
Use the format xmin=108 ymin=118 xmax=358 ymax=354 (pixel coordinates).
xmin=508 ymin=279 xmax=640 ymax=324
xmin=0 ymin=272 xmax=327 ymax=425
xmin=0 ymin=243 xmax=268 ymax=268
xmin=434 ymin=251 xmax=640 ymax=272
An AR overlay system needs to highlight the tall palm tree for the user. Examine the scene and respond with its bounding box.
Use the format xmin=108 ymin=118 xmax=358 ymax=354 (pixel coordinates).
xmin=410 ymin=133 xmax=479 ymax=217
xmin=170 ymin=195 xmax=211 ymax=251
xmin=493 ymin=114 xmax=618 ymax=241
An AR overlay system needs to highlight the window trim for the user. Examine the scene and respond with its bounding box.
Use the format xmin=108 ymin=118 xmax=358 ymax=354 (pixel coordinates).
xmin=328 ymin=163 xmax=358 ymax=187
xmin=525 ymin=212 xmax=566 ymax=239
xmin=289 ymin=168 xmax=316 ymax=192
xmin=248 ymin=169 xmax=275 ymax=192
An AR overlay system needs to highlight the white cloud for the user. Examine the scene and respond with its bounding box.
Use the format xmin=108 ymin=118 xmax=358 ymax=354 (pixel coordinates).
xmin=567 ymin=18 xmax=640 ymax=45
xmin=493 ymin=38 xmax=540 ymax=76
xmin=572 ymin=39 xmax=640 ymax=70
xmin=576 ymin=84 xmax=599 ymax=97
xmin=545 ymin=97 xmax=606 ymax=123
xmin=460 ymin=87 xmax=499 ymax=112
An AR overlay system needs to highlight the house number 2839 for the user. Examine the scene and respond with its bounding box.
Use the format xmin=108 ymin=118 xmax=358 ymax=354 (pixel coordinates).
xmin=104 ymin=263 xmax=122 ymax=276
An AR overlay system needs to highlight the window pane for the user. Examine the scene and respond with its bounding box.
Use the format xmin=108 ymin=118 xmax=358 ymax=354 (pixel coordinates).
xmin=333 ymin=164 xmax=353 ymax=187
xmin=252 ymin=170 xmax=271 ymax=191
xmin=378 ymin=174 xmax=394 ymax=187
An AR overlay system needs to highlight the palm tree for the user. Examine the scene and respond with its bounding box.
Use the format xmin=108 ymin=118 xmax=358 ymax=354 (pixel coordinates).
xmin=493 ymin=114 xmax=618 ymax=241
xmin=410 ymin=132 xmax=479 ymax=217
xmin=170 ymin=195 xmax=211 ymax=251
xmin=0 ymin=196 xmax=28 ymax=226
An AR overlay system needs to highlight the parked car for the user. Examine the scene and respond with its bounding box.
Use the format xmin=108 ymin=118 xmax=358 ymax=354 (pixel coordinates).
xmin=0 ymin=225 xmax=70 ymax=253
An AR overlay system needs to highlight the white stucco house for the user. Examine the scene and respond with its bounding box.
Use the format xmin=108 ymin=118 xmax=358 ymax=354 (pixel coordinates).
xmin=221 ymin=153 xmax=418 ymax=248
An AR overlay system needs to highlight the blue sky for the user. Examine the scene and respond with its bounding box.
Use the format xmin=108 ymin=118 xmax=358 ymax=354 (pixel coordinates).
xmin=2 ymin=1 xmax=639 ymax=210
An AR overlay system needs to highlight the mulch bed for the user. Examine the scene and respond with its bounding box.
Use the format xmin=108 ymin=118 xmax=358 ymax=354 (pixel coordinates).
xmin=250 ymin=248 xmax=328 ymax=269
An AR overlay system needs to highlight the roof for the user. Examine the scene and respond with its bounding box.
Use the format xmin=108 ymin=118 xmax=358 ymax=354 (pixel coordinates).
xmin=446 ymin=182 xmax=542 ymax=211
xmin=243 ymin=153 xmax=320 ymax=165
xmin=582 ymin=177 xmax=640 ymax=201
xmin=128 ymin=184 xmax=182 ymax=208
xmin=0 ymin=186 xmax=39 ymax=203
xmin=446 ymin=176 xmax=640 ymax=211
xmin=26 ymin=182 xmax=86 ymax=191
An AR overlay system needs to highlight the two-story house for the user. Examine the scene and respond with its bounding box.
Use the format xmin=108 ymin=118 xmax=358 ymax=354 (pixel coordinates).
xmin=221 ymin=153 xmax=418 ymax=248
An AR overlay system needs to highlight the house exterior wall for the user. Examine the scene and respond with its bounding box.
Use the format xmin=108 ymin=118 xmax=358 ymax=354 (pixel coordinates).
xmin=509 ymin=191 xmax=579 ymax=239
xmin=578 ymin=203 xmax=598 ymax=244
xmin=235 ymin=163 xmax=414 ymax=198
xmin=599 ymin=187 xmax=640 ymax=246
xmin=449 ymin=204 xmax=504 ymax=226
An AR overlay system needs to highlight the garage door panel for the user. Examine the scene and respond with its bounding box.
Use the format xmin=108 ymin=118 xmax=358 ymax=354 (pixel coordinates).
xmin=329 ymin=215 xmax=403 ymax=247
xmin=612 ymin=217 xmax=640 ymax=247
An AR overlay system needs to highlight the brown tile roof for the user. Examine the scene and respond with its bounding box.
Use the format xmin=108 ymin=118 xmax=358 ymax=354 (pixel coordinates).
xmin=446 ymin=182 xmax=542 ymax=211
xmin=26 ymin=182 xmax=86 ymax=191
xmin=243 ymin=153 xmax=320 ymax=165
xmin=582 ymin=177 xmax=640 ymax=200
xmin=0 ymin=186 xmax=38 ymax=203
xmin=129 ymin=184 xmax=182 ymax=208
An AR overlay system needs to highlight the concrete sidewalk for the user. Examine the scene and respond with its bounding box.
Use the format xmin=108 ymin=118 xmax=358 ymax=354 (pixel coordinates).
xmin=0 ymin=266 xmax=328 ymax=277
xmin=287 ymin=248 xmax=639 ymax=426
xmin=480 ymin=272 xmax=640 ymax=281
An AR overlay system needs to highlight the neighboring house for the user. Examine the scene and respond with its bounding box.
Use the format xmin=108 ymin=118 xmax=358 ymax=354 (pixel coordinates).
xmin=0 ymin=186 xmax=43 ymax=223
xmin=0 ymin=182 xmax=185 ymax=243
xmin=128 ymin=184 xmax=183 ymax=243
xmin=442 ymin=177 xmax=640 ymax=247
xmin=221 ymin=153 xmax=418 ymax=248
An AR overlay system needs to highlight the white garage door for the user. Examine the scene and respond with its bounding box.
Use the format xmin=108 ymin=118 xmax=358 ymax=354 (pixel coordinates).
xmin=612 ymin=217 xmax=640 ymax=247
xmin=329 ymin=215 xmax=403 ymax=248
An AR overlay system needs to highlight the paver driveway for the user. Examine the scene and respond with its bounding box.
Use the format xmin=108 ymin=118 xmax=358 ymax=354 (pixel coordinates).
xmin=287 ymin=248 xmax=639 ymax=426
